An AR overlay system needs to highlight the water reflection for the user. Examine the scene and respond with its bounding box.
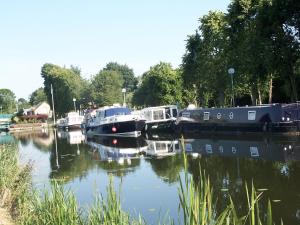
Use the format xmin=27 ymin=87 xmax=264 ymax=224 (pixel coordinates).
xmin=8 ymin=130 xmax=300 ymax=224
xmin=181 ymin=134 xmax=300 ymax=162
xmin=86 ymin=136 xmax=147 ymax=177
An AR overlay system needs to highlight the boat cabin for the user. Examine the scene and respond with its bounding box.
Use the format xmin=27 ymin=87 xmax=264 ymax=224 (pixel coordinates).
xmin=141 ymin=105 xmax=178 ymax=123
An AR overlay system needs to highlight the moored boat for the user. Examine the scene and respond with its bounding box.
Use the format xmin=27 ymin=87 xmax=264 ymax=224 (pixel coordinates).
xmin=57 ymin=112 xmax=84 ymax=130
xmin=140 ymin=105 xmax=178 ymax=133
xmin=86 ymin=105 xmax=146 ymax=137
xmin=176 ymin=103 xmax=300 ymax=135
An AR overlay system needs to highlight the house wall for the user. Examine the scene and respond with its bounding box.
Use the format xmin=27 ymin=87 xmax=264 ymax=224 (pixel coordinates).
xmin=34 ymin=103 xmax=51 ymax=115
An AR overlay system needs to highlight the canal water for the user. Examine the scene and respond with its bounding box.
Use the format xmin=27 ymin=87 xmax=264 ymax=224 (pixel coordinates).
xmin=1 ymin=129 xmax=300 ymax=224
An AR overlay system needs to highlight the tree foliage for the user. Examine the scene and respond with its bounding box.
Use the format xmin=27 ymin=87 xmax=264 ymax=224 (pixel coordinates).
xmin=132 ymin=62 xmax=183 ymax=107
xmin=182 ymin=0 xmax=300 ymax=106
xmin=90 ymin=70 xmax=123 ymax=107
xmin=0 ymin=89 xmax=16 ymax=113
xmin=29 ymin=87 xmax=47 ymax=106
xmin=103 ymin=62 xmax=138 ymax=92
xmin=41 ymin=63 xmax=84 ymax=116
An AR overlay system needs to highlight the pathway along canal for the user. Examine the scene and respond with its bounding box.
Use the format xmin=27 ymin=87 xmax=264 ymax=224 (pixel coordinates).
xmin=1 ymin=129 xmax=300 ymax=224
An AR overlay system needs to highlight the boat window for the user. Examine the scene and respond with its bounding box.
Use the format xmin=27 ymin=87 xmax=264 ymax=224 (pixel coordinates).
xmin=172 ymin=108 xmax=178 ymax=117
xmin=250 ymin=146 xmax=259 ymax=157
xmin=153 ymin=110 xmax=164 ymax=120
xmin=156 ymin=143 xmax=167 ymax=151
xmin=144 ymin=111 xmax=152 ymax=120
xmin=165 ymin=108 xmax=171 ymax=119
xmin=203 ymin=112 xmax=210 ymax=120
xmin=105 ymin=108 xmax=131 ymax=117
xmin=182 ymin=112 xmax=190 ymax=118
xmin=248 ymin=111 xmax=256 ymax=120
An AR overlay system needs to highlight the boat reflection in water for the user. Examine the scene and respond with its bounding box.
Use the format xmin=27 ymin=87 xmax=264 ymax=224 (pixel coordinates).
xmin=86 ymin=136 xmax=147 ymax=165
xmin=57 ymin=130 xmax=85 ymax=145
xmin=144 ymin=134 xmax=181 ymax=158
xmin=181 ymin=134 xmax=300 ymax=162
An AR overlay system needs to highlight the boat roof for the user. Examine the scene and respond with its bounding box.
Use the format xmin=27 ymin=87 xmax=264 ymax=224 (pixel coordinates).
xmin=142 ymin=105 xmax=177 ymax=111
xmin=96 ymin=105 xmax=130 ymax=112
xmin=184 ymin=104 xmax=282 ymax=111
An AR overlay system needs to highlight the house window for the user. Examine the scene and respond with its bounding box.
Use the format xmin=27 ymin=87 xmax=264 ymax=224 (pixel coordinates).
xmin=203 ymin=112 xmax=210 ymax=120
xmin=248 ymin=111 xmax=256 ymax=120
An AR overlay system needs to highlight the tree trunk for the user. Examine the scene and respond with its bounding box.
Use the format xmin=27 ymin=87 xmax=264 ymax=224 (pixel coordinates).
xmin=250 ymin=84 xmax=257 ymax=106
xmin=289 ymin=74 xmax=298 ymax=102
xmin=268 ymin=75 xmax=273 ymax=104
xmin=258 ymin=87 xmax=262 ymax=105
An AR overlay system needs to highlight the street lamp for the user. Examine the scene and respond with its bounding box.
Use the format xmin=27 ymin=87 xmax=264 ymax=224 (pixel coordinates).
xmin=122 ymin=88 xmax=126 ymax=106
xmin=73 ymin=98 xmax=77 ymax=112
xmin=228 ymin=68 xmax=235 ymax=107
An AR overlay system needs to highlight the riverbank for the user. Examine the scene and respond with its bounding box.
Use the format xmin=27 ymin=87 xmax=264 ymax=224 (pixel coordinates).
xmin=9 ymin=123 xmax=50 ymax=133
xmin=0 ymin=142 xmax=279 ymax=224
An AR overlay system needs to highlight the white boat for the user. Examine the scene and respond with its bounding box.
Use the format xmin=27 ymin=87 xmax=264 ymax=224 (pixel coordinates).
xmin=57 ymin=112 xmax=84 ymax=130
xmin=140 ymin=105 xmax=178 ymax=132
xmin=86 ymin=105 xmax=146 ymax=137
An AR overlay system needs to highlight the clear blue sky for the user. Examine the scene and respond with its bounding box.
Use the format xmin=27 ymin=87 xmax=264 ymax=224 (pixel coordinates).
xmin=0 ymin=0 xmax=230 ymax=99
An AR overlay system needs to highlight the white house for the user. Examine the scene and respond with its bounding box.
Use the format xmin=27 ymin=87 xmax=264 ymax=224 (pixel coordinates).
xmin=24 ymin=102 xmax=52 ymax=117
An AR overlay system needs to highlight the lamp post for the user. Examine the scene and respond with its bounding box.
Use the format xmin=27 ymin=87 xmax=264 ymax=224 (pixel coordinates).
xmin=73 ymin=98 xmax=77 ymax=112
xmin=122 ymin=88 xmax=126 ymax=106
xmin=228 ymin=68 xmax=235 ymax=107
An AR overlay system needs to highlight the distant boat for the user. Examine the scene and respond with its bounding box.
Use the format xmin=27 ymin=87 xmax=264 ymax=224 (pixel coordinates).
xmin=176 ymin=103 xmax=300 ymax=135
xmin=0 ymin=114 xmax=13 ymax=132
xmin=57 ymin=112 xmax=84 ymax=130
xmin=140 ymin=105 xmax=178 ymax=133
xmin=86 ymin=105 xmax=146 ymax=137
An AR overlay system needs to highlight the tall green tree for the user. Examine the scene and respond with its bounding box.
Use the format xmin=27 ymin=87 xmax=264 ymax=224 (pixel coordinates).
xmin=0 ymin=89 xmax=16 ymax=113
xmin=41 ymin=63 xmax=84 ymax=116
xmin=103 ymin=62 xmax=138 ymax=91
xmin=182 ymin=11 xmax=231 ymax=107
xmin=132 ymin=62 xmax=182 ymax=107
xmin=29 ymin=87 xmax=47 ymax=106
xmin=90 ymin=70 xmax=123 ymax=106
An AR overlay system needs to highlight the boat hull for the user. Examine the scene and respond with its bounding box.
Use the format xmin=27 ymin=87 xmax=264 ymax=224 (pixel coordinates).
xmin=177 ymin=121 xmax=300 ymax=135
xmin=88 ymin=120 xmax=145 ymax=137
xmin=145 ymin=120 xmax=176 ymax=133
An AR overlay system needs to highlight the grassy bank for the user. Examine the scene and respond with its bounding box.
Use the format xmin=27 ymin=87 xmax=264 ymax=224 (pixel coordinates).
xmin=0 ymin=143 xmax=31 ymax=224
xmin=0 ymin=143 xmax=280 ymax=225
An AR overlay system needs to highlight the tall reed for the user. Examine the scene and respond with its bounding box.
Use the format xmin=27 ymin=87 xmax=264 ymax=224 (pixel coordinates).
xmin=177 ymin=150 xmax=278 ymax=225
xmin=88 ymin=177 xmax=145 ymax=225
xmin=0 ymin=143 xmax=31 ymax=218
xmin=21 ymin=182 xmax=83 ymax=225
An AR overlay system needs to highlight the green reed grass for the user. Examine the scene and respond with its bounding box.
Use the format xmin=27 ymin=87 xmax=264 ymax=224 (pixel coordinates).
xmin=178 ymin=149 xmax=279 ymax=225
xmin=0 ymin=143 xmax=31 ymax=219
xmin=88 ymin=177 xmax=145 ymax=225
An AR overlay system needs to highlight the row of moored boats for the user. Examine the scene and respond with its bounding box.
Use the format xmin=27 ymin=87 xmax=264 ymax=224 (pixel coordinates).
xmin=57 ymin=103 xmax=300 ymax=136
